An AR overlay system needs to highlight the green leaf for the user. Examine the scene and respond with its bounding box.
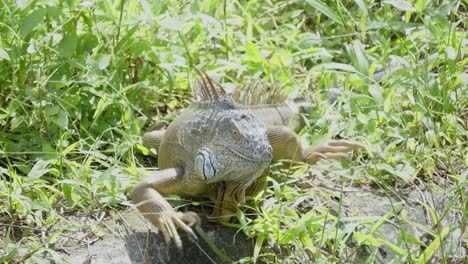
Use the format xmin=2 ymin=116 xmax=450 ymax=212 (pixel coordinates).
xmin=115 ymin=25 xmax=139 ymax=53
xmin=93 ymin=96 xmax=108 ymax=119
xmin=414 ymin=0 xmax=429 ymax=12
xmin=418 ymin=225 xmax=450 ymax=263
xmin=16 ymin=0 xmax=32 ymax=10
xmin=400 ymin=230 xmax=425 ymax=246
xmin=354 ymin=0 xmax=368 ymax=15
xmin=50 ymin=109 xmax=68 ymax=129
xmin=394 ymin=162 xmax=417 ymax=183
xmin=246 ymin=41 xmax=264 ymax=63
xmin=20 ymin=8 xmax=46 ymax=37
xmin=305 ymin=0 xmax=343 ymax=25
xmin=376 ymin=163 xmax=397 ymax=175
xmin=253 ymin=234 xmax=265 ymax=262
xmin=0 ymin=47 xmax=10 ymax=61
xmin=270 ymin=51 xmax=292 ymax=69
xmin=383 ymin=87 xmax=395 ymax=112
xmin=139 ymin=0 xmax=153 ymax=21
xmin=45 ymin=104 xmax=60 ymax=116
xmin=353 ymin=232 xmax=383 ymax=246
xmin=351 ymin=40 xmax=369 ymax=76
xmin=28 ymin=160 xmax=50 ymax=180
xmin=46 ymin=6 xmax=62 ymax=19
xmin=311 ymin=62 xmax=357 ymax=74
xmin=383 ymin=0 xmax=414 ymax=11
xmin=97 ymin=54 xmax=112 ymax=70
xmin=58 ymin=33 xmax=78 ymax=57
xmin=368 ymin=85 xmax=383 ymax=104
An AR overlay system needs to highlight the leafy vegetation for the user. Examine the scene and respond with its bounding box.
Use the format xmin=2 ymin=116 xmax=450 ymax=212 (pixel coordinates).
xmin=0 ymin=0 xmax=466 ymax=263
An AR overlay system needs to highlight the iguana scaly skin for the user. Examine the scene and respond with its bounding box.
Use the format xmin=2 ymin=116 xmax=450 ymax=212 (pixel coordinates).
xmin=134 ymin=72 xmax=362 ymax=248
xmin=132 ymin=73 xmax=273 ymax=249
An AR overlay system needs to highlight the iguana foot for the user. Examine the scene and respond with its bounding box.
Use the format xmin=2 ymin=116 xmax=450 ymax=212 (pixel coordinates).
xmin=303 ymin=139 xmax=363 ymax=164
xmin=148 ymin=209 xmax=201 ymax=249
xmin=132 ymin=167 xmax=200 ymax=249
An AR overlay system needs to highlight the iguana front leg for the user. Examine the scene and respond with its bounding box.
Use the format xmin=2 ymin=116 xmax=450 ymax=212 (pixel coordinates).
xmin=267 ymin=126 xmax=362 ymax=164
xmin=131 ymin=167 xmax=200 ymax=249
xmin=209 ymin=181 xmax=247 ymax=223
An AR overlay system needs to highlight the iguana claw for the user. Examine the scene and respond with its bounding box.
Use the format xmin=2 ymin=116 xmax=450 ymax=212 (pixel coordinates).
xmin=156 ymin=210 xmax=200 ymax=249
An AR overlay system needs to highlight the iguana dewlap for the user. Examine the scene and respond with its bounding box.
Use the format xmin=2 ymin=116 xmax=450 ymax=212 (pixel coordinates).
xmin=133 ymin=73 xmax=361 ymax=249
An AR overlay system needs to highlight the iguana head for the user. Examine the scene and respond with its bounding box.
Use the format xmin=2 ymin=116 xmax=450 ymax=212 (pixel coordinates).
xmin=192 ymin=71 xmax=272 ymax=185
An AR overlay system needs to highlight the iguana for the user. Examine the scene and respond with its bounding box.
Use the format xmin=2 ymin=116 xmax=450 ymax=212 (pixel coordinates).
xmin=132 ymin=71 xmax=361 ymax=249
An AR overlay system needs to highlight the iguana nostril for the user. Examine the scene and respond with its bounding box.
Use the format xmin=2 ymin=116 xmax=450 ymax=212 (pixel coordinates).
xmin=255 ymin=145 xmax=272 ymax=161
xmin=262 ymin=149 xmax=272 ymax=161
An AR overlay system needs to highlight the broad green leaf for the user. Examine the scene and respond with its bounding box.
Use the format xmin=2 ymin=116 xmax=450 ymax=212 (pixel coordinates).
xmin=376 ymin=163 xmax=397 ymax=175
xmin=20 ymin=8 xmax=46 ymax=37
xmin=351 ymin=40 xmax=369 ymax=76
xmin=445 ymin=45 xmax=456 ymax=61
xmin=354 ymin=0 xmax=368 ymax=15
xmin=93 ymin=96 xmax=108 ymax=119
xmin=383 ymin=87 xmax=395 ymax=112
xmin=394 ymin=162 xmax=417 ymax=183
xmin=16 ymin=0 xmax=32 ymax=10
xmin=311 ymin=62 xmax=357 ymax=74
xmin=139 ymin=0 xmax=153 ymax=21
xmin=246 ymin=41 xmax=264 ymax=63
xmin=58 ymin=33 xmax=78 ymax=57
xmin=46 ymin=6 xmax=62 ymax=19
xmin=96 ymin=169 xmax=111 ymax=184
xmin=62 ymin=142 xmax=79 ymax=156
xmin=50 ymin=109 xmax=69 ymax=129
xmin=130 ymin=39 xmax=151 ymax=56
xmin=0 ymin=47 xmax=10 ymax=61
xmin=383 ymin=0 xmax=414 ymax=11
xmin=368 ymin=85 xmax=383 ymax=104
xmin=80 ymin=33 xmax=99 ymax=54
xmin=97 ymin=54 xmax=112 ymax=70
xmin=45 ymin=104 xmax=60 ymax=116
xmin=271 ymin=51 xmax=292 ymax=69
xmin=28 ymin=160 xmax=50 ymax=180
xmin=305 ymin=0 xmax=343 ymax=25
xmin=415 ymin=0 xmax=429 ymax=12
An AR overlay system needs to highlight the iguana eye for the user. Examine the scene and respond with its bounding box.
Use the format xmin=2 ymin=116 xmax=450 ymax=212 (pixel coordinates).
xmin=232 ymin=128 xmax=240 ymax=140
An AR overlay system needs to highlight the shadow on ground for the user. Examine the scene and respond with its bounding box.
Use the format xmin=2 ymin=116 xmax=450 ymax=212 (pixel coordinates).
xmin=124 ymin=221 xmax=253 ymax=264
xmin=64 ymin=210 xmax=253 ymax=264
